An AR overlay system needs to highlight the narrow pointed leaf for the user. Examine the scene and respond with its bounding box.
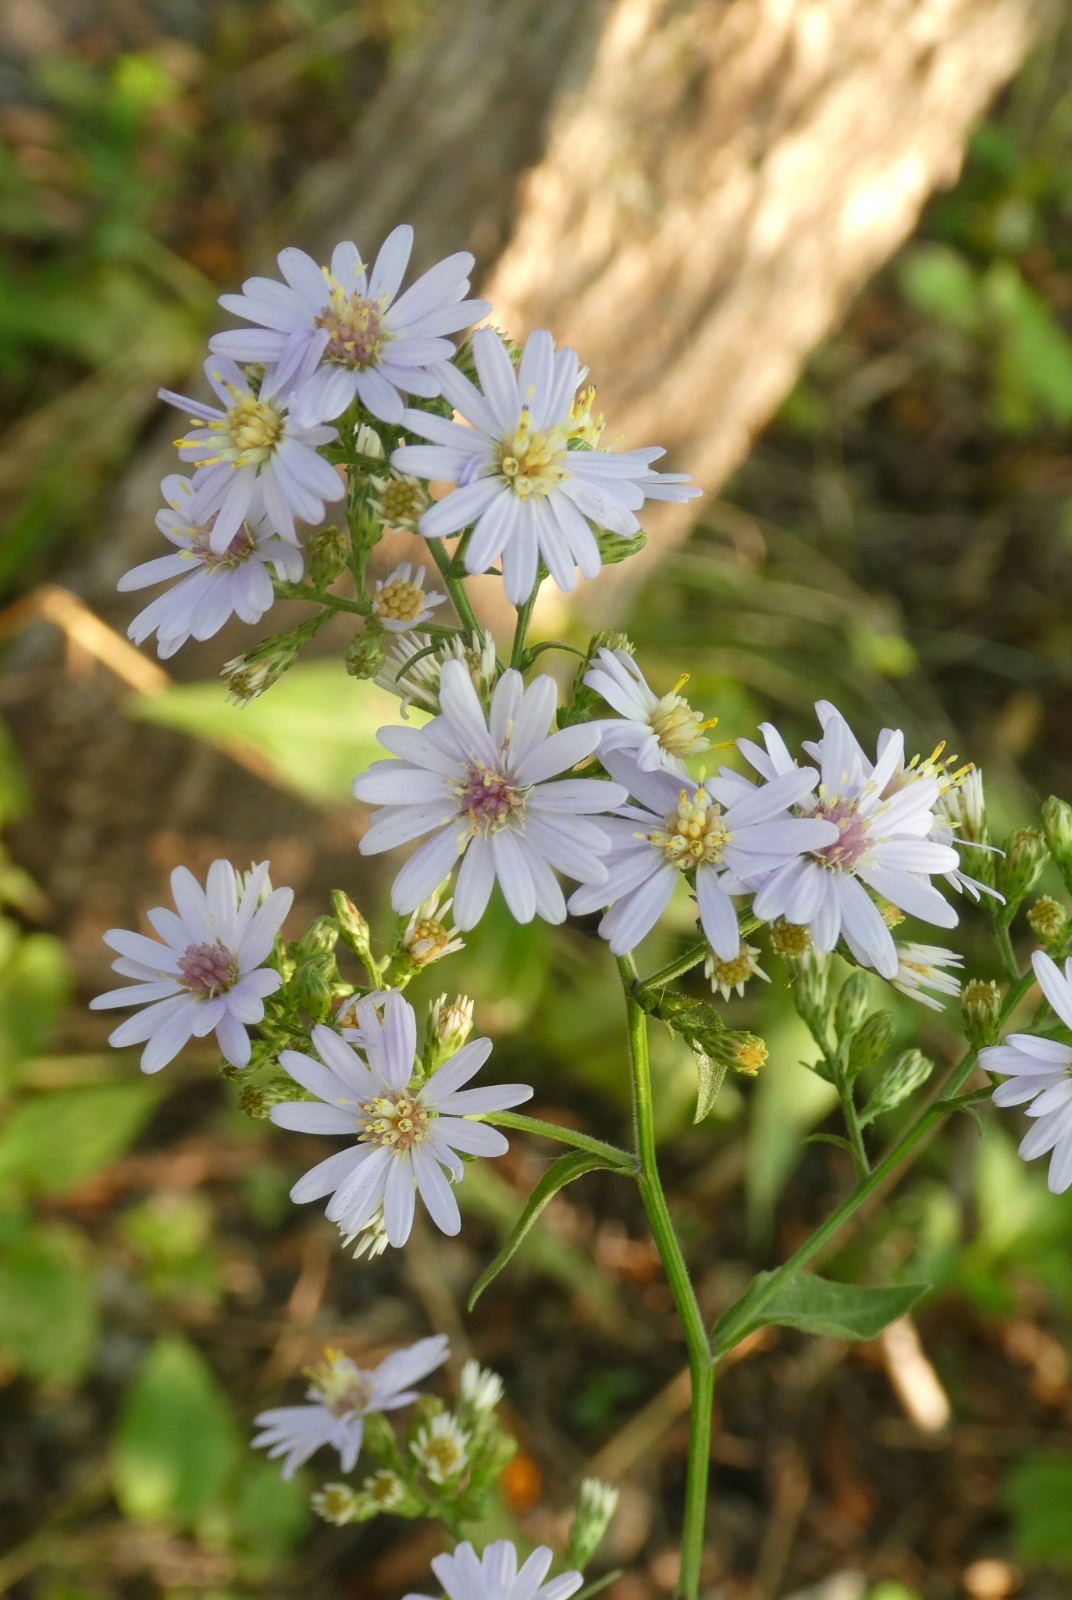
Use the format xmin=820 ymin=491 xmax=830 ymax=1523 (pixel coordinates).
xmin=714 ymin=1270 xmax=929 ymax=1355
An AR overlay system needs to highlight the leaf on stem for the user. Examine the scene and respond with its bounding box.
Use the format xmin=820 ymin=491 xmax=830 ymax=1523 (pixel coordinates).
xmin=467 ymin=1151 xmax=627 ymax=1311
xmin=692 ymin=1047 xmax=728 ymax=1123
xmin=713 ymin=1270 xmax=929 ymax=1353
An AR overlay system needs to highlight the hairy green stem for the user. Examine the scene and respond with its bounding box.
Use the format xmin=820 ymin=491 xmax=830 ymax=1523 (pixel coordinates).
xmin=833 ymin=1050 xmax=870 ymax=1179
xmin=636 ymin=942 xmax=708 ymax=998
xmin=490 ymin=1111 xmax=636 ymax=1170
xmin=427 ymin=535 xmax=483 ymax=637
xmin=994 ymin=916 xmax=1019 ymax=983
xmin=714 ymin=964 xmax=1036 ymax=1359
xmin=617 ymin=955 xmax=713 ymax=1600
xmin=510 ymin=590 xmax=538 ymax=670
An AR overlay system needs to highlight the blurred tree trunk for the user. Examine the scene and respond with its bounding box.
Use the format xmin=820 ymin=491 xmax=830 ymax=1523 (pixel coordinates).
xmin=99 ymin=0 xmax=1049 ymax=612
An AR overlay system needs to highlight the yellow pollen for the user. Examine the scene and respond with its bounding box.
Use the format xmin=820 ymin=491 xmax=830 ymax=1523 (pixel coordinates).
xmin=203 ymin=386 xmax=285 ymax=468
xmin=647 ymin=788 xmax=729 ymax=868
xmin=405 ymin=917 xmax=451 ymax=964
xmin=497 ymin=409 xmax=570 ymax=499
xmin=358 ymin=1089 xmax=431 ymax=1152
xmin=648 ymin=690 xmax=715 ymax=760
xmin=315 ymin=281 xmax=389 ymax=368
xmin=373 ymin=577 xmax=425 ymax=624
xmin=305 ymin=1350 xmax=376 ymax=1416
xmin=710 ymin=952 xmax=754 ymax=987
xmin=379 ymin=478 xmax=425 ymax=526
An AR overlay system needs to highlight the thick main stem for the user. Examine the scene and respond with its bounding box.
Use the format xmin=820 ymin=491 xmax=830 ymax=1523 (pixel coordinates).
xmin=427 ymin=535 xmax=483 ymax=638
xmin=617 ymin=956 xmax=713 ymax=1600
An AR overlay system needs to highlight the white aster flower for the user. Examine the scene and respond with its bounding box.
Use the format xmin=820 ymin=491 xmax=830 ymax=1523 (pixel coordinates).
xmin=370 ymin=561 xmax=447 ymax=633
xmin=159 ymin=357 xmax=343 ymax=550
xmin=891 ymin=942 xmax=963 ymax=1010
xmin=459 ymin=1358 xmax=504 ymax=1413
xmin=704 ymin=941 xmax=770 ymax=1001
xmin=585 ymin=648 xmax=715 ymax=776
xmin=118 ymin=474 xmax=303 ymax=658
xmin=402 ymin=890 xmax=465 ymax=967
xmin=252 ymin=1334 xmax=448 ymax=1480
xmin=429 ymin=994 xmax=475 ymax=1055
xmin=405 ymin=1541 xmax=583 ymax=1600
xmin=353 ymin=659 xmax=626 ymax=929
xmin=370 ymin=468 xmax=430 ymax=534
xmin=568 ymin=748 xmax=835 ymax=959
xmin=374 ymin=629 xmax=498 ymax=719
xmin=209 ymin=228 xmax=489 ymax=425
xmin=981 ymin=950 xmax=1072 ymax=1194
xmin=392 ymin=327 xmax=701 ymax=604
xmin=90 ymin=860 xmax=292 ymax=1072
xmin=732 ymin=705 xmax=961 ymax=980
xmin=271 ymin=991 xmax=532 ymax=1245
xmin=411 ymin=1410 xmax=470 ymax=1484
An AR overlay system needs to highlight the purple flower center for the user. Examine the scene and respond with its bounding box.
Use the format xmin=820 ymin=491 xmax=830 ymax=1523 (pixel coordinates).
xmin=194 ymin=523 xmax=255 ymax=568
xmin=812 ymin=798 xmax=869 ymax=871
xmin=316 ymin=291 xmax=386 ymax=368
xmin=457 ymin=763 xmax=526 ymax=836
xmin=177 ymin=939 xmax=239 ymax=998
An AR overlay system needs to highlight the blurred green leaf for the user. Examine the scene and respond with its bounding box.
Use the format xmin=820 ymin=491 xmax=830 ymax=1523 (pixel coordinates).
xmin=235 ymin=1460 xmax=313 ymax=1568
xmin=746 ymin=1006 xmax=837 ymax=1241
xmin=1006 ymin=1454 xmax=1072 ymax=1563
xmin=112 ymin=1334 xmax=240 ymax=1524
xmin=133 ymin=664 xmax=413 ymax=805
xmin=468 ymin=1149 xmax=630 ymax=1311
xmin=714 ymin=1271 xmax=928 ymax=1352
xmin=899 ymin=244 xmax=982 ymax=335
xmin=984 ymin=261 xmax=1072 ymax=432
xmin=0 ymin=1082 xmax=159 ymax=1195
xmin=0 ymin=1221 xmax=98 ymax=1381
xmin=867 ymin=1585 xmax=924 ymax=1600
xmin=0 ymin=929 xmax=71 ymax=1081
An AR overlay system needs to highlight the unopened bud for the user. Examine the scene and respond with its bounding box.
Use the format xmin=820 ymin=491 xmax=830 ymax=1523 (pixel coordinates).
xmin=1041 ymin=796 xmax=1072 ymax=879
xmin=307 ymin=523 xmax=349 ymax=588
xmin=295 ymin=915 xmax=339 ymax=961
xmin=568 ymin=1477 xmax=620 ymax=1572
xmin=459 ymin=1359 xmax=504 ymax=1414
xmin=332 ymin=890 xmax=373 ymax=959
xmin=222 ymin=615 xmax=323 ymax=702
xmin=962 ymin=978 xmax=1002 ymax=1050
xmin=793 ymin=948 xmax=829 ymax=1020
xmin=770 ymin=918 xmax=812 ymax=959
xmin=360 ymin=1469 xmax=411 ymax=1514
xmin=353 ymin=422 xmax=384 ymax=459
xmin=725 ymin=1030 xmax=767 ymax=1077
xmin=346 ymin=630 xmax=387 ymax=680
xmin=1027 ymin=895 xmax=1069 ymax=951
xmin=998 ymin=827 xmax=1049 ymax=906
xmin=311 ymin=1483 xmax=361 ymax=1525
xmin=846 ymin=1010 xmax=894 ymax=1079
xmin=834 ymin=971 xmax=871 ymax=1037
xmin=292 ymin=960 xmax=333 ymax=1021
xmin=429 ymin=993 xmax=474 ymax=1056
xmin=860 ymin=1048 xmax=934 ymax=1125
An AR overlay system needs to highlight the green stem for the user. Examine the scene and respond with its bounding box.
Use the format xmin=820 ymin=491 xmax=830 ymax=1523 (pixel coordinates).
xmin=489 ymin=1111 xmax=636 ymax=1170
xmin=617 ymin=956 xmax=713 ymax=1600
xmin=636 ymin=942 xmax=708 ymax=998
xmin=510 ymin=590 xmax=538 ymax=670
xmin=713 ymin=963 xmax=1037 ymax=1360
xmin=994 ymin=915 xmax=1019 ymax=983
xmin=832 ymin=1047 xmax=870 ymax=1179
xmin=427 ymin=536 xmax=482 ymax=637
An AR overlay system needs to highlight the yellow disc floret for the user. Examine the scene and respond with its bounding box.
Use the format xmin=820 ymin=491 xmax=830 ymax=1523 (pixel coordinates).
xmin=648 ymin=788 xmax=730 ymax=869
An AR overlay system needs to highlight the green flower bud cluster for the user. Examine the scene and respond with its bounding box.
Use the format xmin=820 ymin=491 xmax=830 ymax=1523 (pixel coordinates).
xmin=345 ymin=629 xmax=387 ymax=680
xmin=997 ymin=827 xmax=1049 ymax=911
xmin=859 ymin=1049 xmax=934 ymax=1126
xmin=1027 ymin=895 xmax=1069 ymax=954
xmin=306 ymin=523 xmax=350 ymax=589
xmin=221 ymin=614 xmax=326 ymax=703
xmin=962 ymin=978 xmax=1002 ymax=1050
xmin=1042 ymin=796 xmax=1072 ymax=896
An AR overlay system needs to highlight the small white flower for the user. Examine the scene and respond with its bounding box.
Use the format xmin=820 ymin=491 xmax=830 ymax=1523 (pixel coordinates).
xmin=568 ymin=749 xmax=835 ymax=959
xmin=370 ymin=561 xmax=447 ymax=633
xmin=353 ymin=660 xmax=627 ymax=929
xmin=459 ymin=1358 xmax=504 ymax=1413
xmin=891 ymin=943 xmax=963 ymax=1010
xmin=89 ymin=860 xmax=292 ymax=1072
xmin=252 ymin=1334 xmax=448 ymax=1480
xmin=934 ymin=768 xmax=1002 ymax=902
xmin=732 ymin=704 xmax=962 ymax=980
xmin=271 ymin=991 xmax=531 ymax=1245
xmin=209 ymin=229 xmax=489 ymax=425
xmin=370 ymin=469 xmax=430 ymax=534
xmin=402 ymin=890 xmax=465 ymax=966
xmin=405 ymin=1541 xmax=583 ymax=1600
xmin=586 ymin=648 xmax=715 ymax=776
xmin=374 ymin=629 xmax=498 ymax=719
xmin=159 ymin=357 xmax=343 ymax=550
xmin=429 ymin=995 xmax=475 ymax=1055
xmin=411 ymin=1410 xmax=470 ymax=1484
xmin=337 ymin=1202 xmax=390 ymax=1261
xmin=704 ymin=941 xmax=770 ymax=1001
xmin=392 ymin=327 xmax=701 ymax=604
xmin=119 ymin=474 xmax=303 ymax=658
xmin=982 ymin=950 xmax=1072 ymax=1194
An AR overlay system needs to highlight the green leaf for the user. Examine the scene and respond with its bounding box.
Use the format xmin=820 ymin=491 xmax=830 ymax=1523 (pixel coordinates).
xmin=0 ymin=930 xmax=70 ymax=1079
xmin=132 ymin=664 xmax=416 ymax=806
xmin=713 ymin=1271 xmax=929 ymax=1354
xmin=0 ymin=1082 xmax=160 ymax=1196
xmin=692 ymin=1047 xmax=728 ymax=1123
xmin=593 ymin=526 xmax=646 ymax=566
xmin=899 ymin=243 xmax=982 ymax=335
xmin=0 ymin=1222 xmax=98 ymax=1381
xmin=112 ymin=1334 xmax=240 ymax=1524
xmin=468 ymin=1151 xmax=624 ymax=1311
xmin=1005 ymin=1454 xmax=1072 ymax=1562
xmin=236 ymin=1460 xmax=313 ymax=1569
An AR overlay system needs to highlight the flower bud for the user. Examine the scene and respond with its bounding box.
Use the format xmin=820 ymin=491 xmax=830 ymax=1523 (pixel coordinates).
xmin=459 ymin=1359 xmax=504 ymax=1414
xmin=360 ymin=1469 xmax=413 ymax=1515
xmin=998 ymin=827 xmax=1048 ymax=906
xmin=401 ymin=894 xmax=464 ymax=969
xmin=593 ymin=525 xmax=646 ymax=565
xmin=846 ymin=1010 xmax=894 ymax=1079
xmin=1027 ymin=895 xmax=1069 ymax=952
xmin=307 ymin=523 xmax=350 ymax=589
xmin=568 ymin=1478 xmax=620 ymax=1572
xmin=1041 ymin=796 xmax=1072 ymax=881
xmin=295 ymin=915 xmax=339 ymax=961
xmin=770 ymin=918 xmax=812 ymax=959
xmin=331 ymin=890 xmax=373 ymax=960
xmin=429 ymin=993 xmax=475 ymax=1056
xmin=354 ymin=422 xmax=384 ymax=459
xmin=961 ymin=977 xmax=1002 ymax=1050
xmin=311 ymin=1483 xmax=361 ymax=1525
xmin=860 ymin=1048 xmax=934 ymax=1125
xmin=222 ymin=615 xmax=323 ymax=702
xmin=292 ymin=960 xmax=334 ymax=1021
xmin=793 ymin=948 xmax=829 ymax=1021
xmin=346 ymin=630 xmax=388 ymax=680
xmin=725 ymin=1031 xmax=767 ymax=1077
xmin=834 ymin=971 xmax=871 ymax=1038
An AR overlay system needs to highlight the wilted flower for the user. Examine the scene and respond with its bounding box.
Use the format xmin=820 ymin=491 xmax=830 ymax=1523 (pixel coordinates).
xmin=891 ymin=943 xmax=963 ymax=1010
